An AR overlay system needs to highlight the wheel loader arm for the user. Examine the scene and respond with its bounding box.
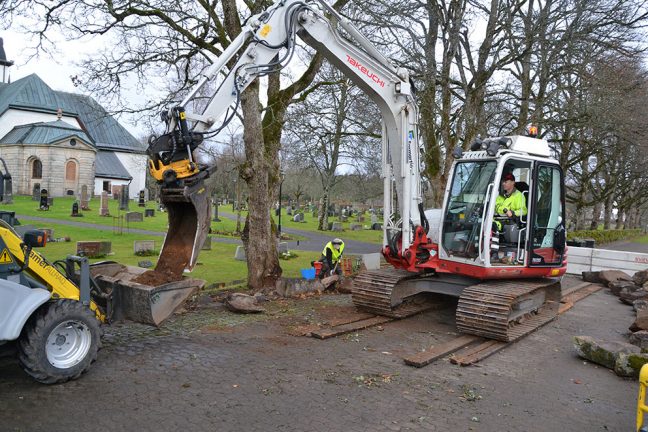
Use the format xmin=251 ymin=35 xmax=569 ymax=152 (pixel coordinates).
xmin=151 ymin=0 xmax=425 ymax=271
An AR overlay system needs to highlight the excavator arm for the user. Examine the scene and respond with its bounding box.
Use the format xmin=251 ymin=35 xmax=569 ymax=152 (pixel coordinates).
xmin=149 ymin=0 xmax=426 ymax=274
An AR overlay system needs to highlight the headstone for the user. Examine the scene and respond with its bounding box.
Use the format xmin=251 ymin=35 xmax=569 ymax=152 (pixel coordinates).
xmin=331 ymin=222 xmax=343 ymax=232
xmin=293 ymin=213 xmax=304 ymax=222
xmin=71 ymin=201 xmax=82 ymax=217
xmin=80 ymin=185 xmax=90 ymax=210
xmin=371 ymin=222 xmax=383 ymax=230
xmin=340 ymin=215 xmax=348 ymax=222
xmin=287 ymin=207 xmax=293 ymax=216
xmin=201 ymin=235 xmax=212 ymax=251
xmin=32 ymin=183 xmax=40 ymax=201
xmin=125 ymin=211 xmax=143 ymax=223
xmin=133 ymin=240 xmax=156 ymax=254
xmin=47 ymin=197 xmax=54 ymax=206
xmin=138 ymin=190 xmax=146 ymax=207
xmin=144 ymin=209 xmax=155 ymax=217
xmin=77 ymin=241 xmax=112 ymax=258
xmin=349 ymin=223 xmax=362 ymax=231
xmin=39 ymin=189 xmax=49 ymax=211
xmin=2 ymin=174 xmax=13 ymax=204
xmin=100 ymin=191 xmax=110 ymax=216
xmin=213 ymin=201 xmax=221 ymax=222
xmin=371 ymin=214 xmax=378 ymax=225
xmin=362 ymin=253 xmax=381 ymax=270
xmin=234 ymin=246 xmax=247 ymax=261
xmin=119 ymin=185 xmax=129 ymax=211
xmin=278 ymin=242 xmax=288 ymax=254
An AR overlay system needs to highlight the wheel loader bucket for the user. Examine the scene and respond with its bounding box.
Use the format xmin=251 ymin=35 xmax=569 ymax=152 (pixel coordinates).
xmin=157 ymin=183 xmax=212 ymax=274
xmin=90 ymin=263 xmax=204 ymax=326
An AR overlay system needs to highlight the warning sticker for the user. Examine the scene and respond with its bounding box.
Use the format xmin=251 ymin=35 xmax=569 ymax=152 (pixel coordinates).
xmin=0 ymin=249 xmax=13 ymax=264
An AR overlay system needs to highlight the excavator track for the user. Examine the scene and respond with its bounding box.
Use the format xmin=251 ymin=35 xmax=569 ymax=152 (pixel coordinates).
xmin=351 ymin=269 xmax=437 ymax=318
xmin=455 ymin=279 xmax=561 ymax=342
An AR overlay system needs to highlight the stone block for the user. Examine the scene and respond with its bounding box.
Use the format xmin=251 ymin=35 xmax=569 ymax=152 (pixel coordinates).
xmin=599 ymin=270 xmax=632 ymax=285
xmin=581 ymin=271 xmax=601 ymax=283
xmin=573 ymin=335 xmax=639 ymax=369
xmin=614 ymin=352 xmax=648 ymax=377
xmin=293 ymin=213 xmax=304 ymax=222
xmin=278 ymin=242 xmax=288 ymax=254
xmin=331 ymin=222 xmax=343 ymax=232
xmin=77 ymin=241 xmax=112 ymax=258
xmin=629 ymin=331 xmax=648 ymax=350
xmin=201 ymin=236 xmax=212 ymax=251
xmin=635 ymin=300 xmax=648 ymax=312
xmin=634 ymin=270 xmax=648 ymax=287
xmin=609 ymin=280 xmax=638 ymax=296
xmin=234 ymin=246 xmax=246 ymax=261
xmin=144 ymin=209 xmax=155 ymax=217
xmin=631 ymin=308 xmax=648 ymax=332
xmin=133 ymin=240 xmax=155 ymax=254
xmin=125 ymin=211 xmax=143 ymax=223
xmin=349 ymin=223 xmax=362 ymax=231
xmin=621 ymin=288 xmax=648 ymax=306
xmin=371 ymin=222 xmax=382 ymax=231
xmin=362 ymin=253 xmax=382 ymax=270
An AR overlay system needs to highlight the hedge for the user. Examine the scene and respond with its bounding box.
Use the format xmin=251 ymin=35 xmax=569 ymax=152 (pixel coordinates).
xmin=567 ymin=229 xmax=642 ymax=245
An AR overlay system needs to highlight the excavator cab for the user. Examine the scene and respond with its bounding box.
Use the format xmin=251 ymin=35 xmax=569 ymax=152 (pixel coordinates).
xmin=439 ymin=135 xmax=567 ymax=274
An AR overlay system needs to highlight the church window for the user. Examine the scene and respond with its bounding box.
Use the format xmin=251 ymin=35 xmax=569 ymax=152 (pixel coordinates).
xmin=66 ymin=160 xmax=77 ymax=181
xmin=32 ymin=159 xmax=42 ymax=179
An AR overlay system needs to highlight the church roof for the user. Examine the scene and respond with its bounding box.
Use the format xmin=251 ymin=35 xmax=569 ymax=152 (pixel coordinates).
xmin=95 ymin=150 xmax=132 ymax=180
xmin=0 ymin=119 xmax=93 ymax=145
xmin=0 ymin=74 xmax=145 ymax=153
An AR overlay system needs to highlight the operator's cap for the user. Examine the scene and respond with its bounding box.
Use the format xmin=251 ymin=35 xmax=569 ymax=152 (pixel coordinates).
xmin=502 ymin=173 xmax=515 ymax=182
xmin=332 ymin=238 xmax=343 ymax=245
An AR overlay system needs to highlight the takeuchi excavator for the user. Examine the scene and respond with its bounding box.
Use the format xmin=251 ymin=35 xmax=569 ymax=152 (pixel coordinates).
xmin=150 ymin=0 xmax=567 ymax=342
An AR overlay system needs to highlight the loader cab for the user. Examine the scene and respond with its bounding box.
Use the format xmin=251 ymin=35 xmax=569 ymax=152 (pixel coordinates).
xmin=439 ymin=136 xmax=566 ymax=271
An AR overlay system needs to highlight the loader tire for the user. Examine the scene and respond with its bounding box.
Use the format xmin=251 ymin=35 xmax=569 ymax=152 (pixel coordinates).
xmin=17 ymin=300 xmax=102 ymax=384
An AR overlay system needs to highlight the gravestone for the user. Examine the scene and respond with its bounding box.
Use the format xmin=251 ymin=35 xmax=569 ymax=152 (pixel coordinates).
xmin=286 ymin=207 xmax=293 ymax=216
xmin=340 ymin=215 xmax=348 ymax=222
xmin=100 ymin=191 xmax=110 ymax=216
xmin=144 ymin=189 xmax=149 ymax=201
xmin=32 ymin=183 xmax=40 ymax=201
xmin=77 ymin=241 xmax=112 ymax=258
xmin=371 ymin=222 xmax=382 ymax=230
xmin=144 ymin=209 xmax=155 ymax=217
xmin=138 ymin=190 xmax=146 ymax=207
xmin=201 ymin=236 xmax=212 ymax=251
xmin=2 ymin=174 xmax=13 ymax=204
xmin=292 ymin=213 xmax=304 ymax=222
xmin=371 ymin=214 xmax=378 ymax=225
xmin=212 ymin=201 xmax=221 ymax=222
xmin=331 ymin=222 xmax=343 ymax=232
xmin=71 ymin=201 xmax=83 ymax=217
xmin=80 ymin=185 xmax=90 ymax=210
xmin=234 ymin=246 xmax=247 ymax=261
xmin=125 ymin=211 xmax=143 ymax=223
xmin=119 ymin=185 xmax=129 ymax=211
xmin=39 ymin=189 xmax=49 ymax=211
xmin=349 ymin=223 xmax=362 ymax=231
xmin=133 ymin=240 xmax=155 ymax=254
xmin=278 ymin=242 xmax=288 ymax=254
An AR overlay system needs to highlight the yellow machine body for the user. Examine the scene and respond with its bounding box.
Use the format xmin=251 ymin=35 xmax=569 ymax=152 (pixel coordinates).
xmin=148 ymin=158 xmax=200 ymax=182
xmin=0 ymin=224 xmax=105 ymax=322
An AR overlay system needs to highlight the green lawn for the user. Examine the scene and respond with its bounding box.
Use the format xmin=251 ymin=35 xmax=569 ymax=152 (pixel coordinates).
xmin=635 ymin=235 xmax=648 ymax=244
xmin=1 ymin=197 xmax=324 ymax=285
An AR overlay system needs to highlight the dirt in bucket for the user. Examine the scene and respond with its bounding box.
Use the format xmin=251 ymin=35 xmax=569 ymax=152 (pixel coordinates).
xmin=132 ymin=269 xmax=184 ymax=287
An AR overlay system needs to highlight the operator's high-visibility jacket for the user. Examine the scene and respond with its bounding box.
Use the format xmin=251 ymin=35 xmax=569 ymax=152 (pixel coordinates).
xmin=495 ymin=189 xmax=527 ymax=217
xmin=322 ymin=241 xmax=345 ymax=268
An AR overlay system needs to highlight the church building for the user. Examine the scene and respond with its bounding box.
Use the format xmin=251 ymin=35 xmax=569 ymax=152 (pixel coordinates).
xmin=0 ymin=37 xmax=147 ymax=198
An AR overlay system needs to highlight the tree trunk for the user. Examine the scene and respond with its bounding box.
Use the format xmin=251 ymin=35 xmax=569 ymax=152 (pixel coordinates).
xmin=590 ymin=202 xmax=602 ymax=230
xmin=318 ymin=190 xmax=330 ymax=231
xmin=239 ymin=81 xmax=282 ymax=291
xmin=603 ymin=196 xmax=613 ymax=229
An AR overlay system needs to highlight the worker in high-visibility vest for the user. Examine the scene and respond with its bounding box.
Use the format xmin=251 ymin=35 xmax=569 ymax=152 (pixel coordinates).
xmin=491 ymin=172 xmax=527 ymax=263
xmin=319 ymin=238 xmax=345 ymax=278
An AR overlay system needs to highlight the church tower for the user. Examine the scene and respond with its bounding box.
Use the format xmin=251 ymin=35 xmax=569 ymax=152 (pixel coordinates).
xmin=0 ymin=37 xmax=14 ymax=84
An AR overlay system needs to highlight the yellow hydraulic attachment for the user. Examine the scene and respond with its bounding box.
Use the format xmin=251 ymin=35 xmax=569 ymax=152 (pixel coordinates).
xmin=148 ymin=158 xmax=200 ymax=183
xmin=0 ymin=222 xmax=105 ymax=322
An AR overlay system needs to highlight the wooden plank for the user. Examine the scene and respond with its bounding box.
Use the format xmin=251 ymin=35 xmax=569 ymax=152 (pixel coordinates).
xmin=403 ymin=335 xmax=481 ymax=368
xmin=560 ymin=284 xmax=602 ymax=306
xmin=450 ymin=340 xmax=506 ymax=366
xmin=310 ymin=316 xmax=393 ymax=340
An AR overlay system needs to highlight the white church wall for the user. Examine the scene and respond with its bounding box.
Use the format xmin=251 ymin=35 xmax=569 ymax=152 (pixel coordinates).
xmin=114 ymin=152 xmax=147 ymax=198
xmin=0 ymin=109 xmax=79 ymax=138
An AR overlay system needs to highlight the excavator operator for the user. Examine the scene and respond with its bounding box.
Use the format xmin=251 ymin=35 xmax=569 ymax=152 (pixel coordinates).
xmin=319 ymin=238 xmax=345 ymax=278
xmin=495 ymin=173 xmax=527 ymax=227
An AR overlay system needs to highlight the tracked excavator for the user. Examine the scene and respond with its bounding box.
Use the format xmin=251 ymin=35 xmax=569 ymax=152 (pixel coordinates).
xmin=149 ymin=0 xmax=567 ymax=342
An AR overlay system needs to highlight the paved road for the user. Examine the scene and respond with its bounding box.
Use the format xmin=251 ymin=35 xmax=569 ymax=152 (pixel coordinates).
xmin=16 ymin=213 xmax=381 ymax=254
xmin=0 ymin=275 xmax=636 ymax=431
xmin=601 ymin=238 xmax=648 ymax=254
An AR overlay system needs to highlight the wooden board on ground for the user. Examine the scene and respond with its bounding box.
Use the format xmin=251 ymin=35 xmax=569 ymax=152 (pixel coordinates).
xmin=450 ymin=340 xmax=505 ymax=366
xmin=559 ymin=284 xmax=602 ymax=314
xmin=403 ymin=335 xmax=481 ymax=368
xmin=311 ymin=316 xmax=392 ymax=339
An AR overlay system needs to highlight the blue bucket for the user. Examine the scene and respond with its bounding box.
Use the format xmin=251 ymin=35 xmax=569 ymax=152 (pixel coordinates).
xmin=301 ymin=268 xmax=316 ymax=280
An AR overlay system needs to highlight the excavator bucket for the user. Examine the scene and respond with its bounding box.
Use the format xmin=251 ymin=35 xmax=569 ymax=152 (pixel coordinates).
xmin=90 ymin=263 xmax=204 ymax=326
xmin=157 ymin=182 xmax=212 ymax=274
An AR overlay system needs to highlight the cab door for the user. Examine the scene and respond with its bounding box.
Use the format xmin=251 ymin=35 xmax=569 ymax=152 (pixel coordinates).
xmin=527 ymin=163 xmax=566 ymax=267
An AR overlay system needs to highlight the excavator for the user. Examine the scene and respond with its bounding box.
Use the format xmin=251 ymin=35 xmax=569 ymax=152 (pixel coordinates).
xmin=149 ymin=0 xmax=567 ymax=343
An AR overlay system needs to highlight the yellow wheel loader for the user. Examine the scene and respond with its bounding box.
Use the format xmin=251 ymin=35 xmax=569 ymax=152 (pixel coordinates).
xmin=0 ymin=220 xmax=203 ymax=384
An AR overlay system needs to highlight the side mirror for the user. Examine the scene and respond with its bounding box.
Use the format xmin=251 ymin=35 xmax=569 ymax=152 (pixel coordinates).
xmin=23 ymin=230 xmax=47 ymax=248
xmin=553 ymin=225 xmax=565 ymax=253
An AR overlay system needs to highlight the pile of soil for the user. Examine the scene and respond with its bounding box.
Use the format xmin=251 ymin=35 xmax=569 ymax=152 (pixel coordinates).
xmin=132 ymin=269 xmax=184 ymax=287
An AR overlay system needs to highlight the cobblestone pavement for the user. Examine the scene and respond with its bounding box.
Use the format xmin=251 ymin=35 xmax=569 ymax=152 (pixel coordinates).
xmin=0 ymin=279 xmax=637 ymax=432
